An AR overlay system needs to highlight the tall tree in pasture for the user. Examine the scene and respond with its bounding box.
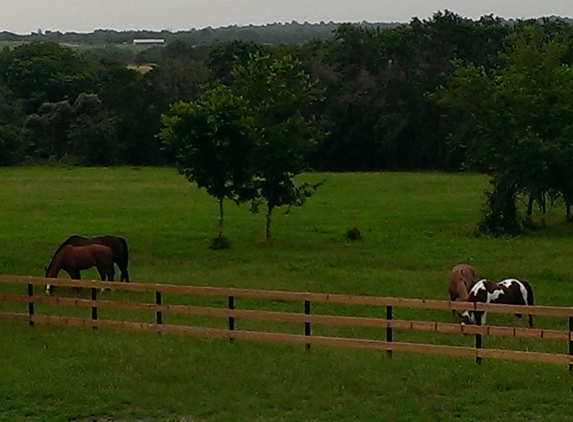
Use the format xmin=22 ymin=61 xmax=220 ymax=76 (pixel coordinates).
xmin=230 ymin=52 xmax=324 ymax=243
xmin=161 ymin=51 xmax=323 ymax=245
xmin=433 ymin=28 xmax=573 ymax=234
xmin=159 ymin=84 xmax=256 ymax=246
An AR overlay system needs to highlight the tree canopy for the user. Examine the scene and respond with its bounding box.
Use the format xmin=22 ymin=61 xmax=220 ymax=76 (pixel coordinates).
xmin=434 ymin=28 xmax=573 ymax=233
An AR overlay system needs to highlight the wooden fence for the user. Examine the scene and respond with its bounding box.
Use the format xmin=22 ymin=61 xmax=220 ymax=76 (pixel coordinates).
xmin=1 ymin=275 xmax=573 ymax=368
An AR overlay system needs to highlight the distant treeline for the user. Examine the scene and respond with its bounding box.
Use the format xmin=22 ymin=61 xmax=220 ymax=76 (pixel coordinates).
xmin=1 ymin=11 xmax=573 ymax=171
xmin=0 ymin=21 xmax=401 ymax=46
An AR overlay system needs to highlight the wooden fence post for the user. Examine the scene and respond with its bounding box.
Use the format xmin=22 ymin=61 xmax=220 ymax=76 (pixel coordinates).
xmin=304 ymin=300 xmax=311 ymax=350
xmin=475 ymin=312 xmax=483 ymax=365
xmin=569 ymin=316 xmax=573 ymax=372
xmin=155 ymin=291 xmax=163 ymax=325
xmin=386 ymin=305 xmax=393 ymax=358
xmin=27 ymin=283 xmax=34 ymax=327
xmin=91 ymin=288 xmax=98 ymax=330
xmin=228 ymin=295 xmax=235 ymax=342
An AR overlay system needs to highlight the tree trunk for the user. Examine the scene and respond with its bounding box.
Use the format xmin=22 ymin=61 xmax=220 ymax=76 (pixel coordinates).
xmin=265 ymin=203 xmax=274 ymax=243
xmin=218 ymin=197 xmax=224 ymax=239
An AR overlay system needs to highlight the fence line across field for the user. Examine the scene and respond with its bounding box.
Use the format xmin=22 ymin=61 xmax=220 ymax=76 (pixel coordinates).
xmin=1 ymin=275 xmax=572 ymax=368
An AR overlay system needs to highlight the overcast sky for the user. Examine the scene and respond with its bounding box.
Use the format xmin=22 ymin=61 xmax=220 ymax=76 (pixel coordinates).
xmin=2 ymin=0 xmax=572 ymax=34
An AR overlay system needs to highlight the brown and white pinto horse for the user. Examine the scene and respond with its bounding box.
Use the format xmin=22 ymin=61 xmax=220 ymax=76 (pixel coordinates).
xmin=448 ymin=263 xmax=476 ymax=302
xmin=460 ymin=278 xmax=534 ymax=327
xmin=44 ymin=244 xmax=115 ymax=294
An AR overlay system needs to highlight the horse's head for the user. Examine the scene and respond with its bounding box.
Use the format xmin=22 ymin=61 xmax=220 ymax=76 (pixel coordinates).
xmin=459 ymin=310 xmax=476 ymax=325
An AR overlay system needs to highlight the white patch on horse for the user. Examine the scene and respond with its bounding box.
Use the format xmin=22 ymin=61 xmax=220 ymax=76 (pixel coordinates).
xmin=499 ymin=278 xmax=528 ymax=304
xmin=462 ymin=279 xmax=493 ymax=325
xmin=486 ymin=288 xmax=504 ymax=303
xmin=470 ymin=279 xmax=488 ymax=294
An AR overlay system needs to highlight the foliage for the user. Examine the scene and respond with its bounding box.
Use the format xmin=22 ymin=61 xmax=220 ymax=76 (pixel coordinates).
xmin=160 ymin=84 xmax=256 ymax=240
xmin=434 ymin=29 xmax=573 ymax=234
xmin=0 ymin=42 xmax=97 ymax=114
xmin=345 ymin=226 xmax=362 ymax=241
xmin=1 ymin=15 xmax=573 ymax=178
xmin=162 ymin=52 xmax=323 ymax=243
xmin=230 ymin=52 xmax=324 ymax=241
xmin=23 ymin=93 xmax=119 ymax=165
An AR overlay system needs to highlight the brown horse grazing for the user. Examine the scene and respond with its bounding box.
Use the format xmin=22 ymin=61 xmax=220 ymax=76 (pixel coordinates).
xmin=57 ymin=235 xmax=129 ymax=282
xmin=460 ymin=278 xmax=535 ymax=328
xmin=448 ymin=264 xmax=476 ymax=316
xmin=44 ymin=244 xmax=115 ymax=294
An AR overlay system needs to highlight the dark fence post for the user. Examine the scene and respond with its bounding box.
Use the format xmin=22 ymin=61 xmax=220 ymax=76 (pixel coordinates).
xmin=475 ymin=312 xmax=483 ymax=365
xmin=91 ymin=288 xmax=98 ymax=330
xmin=569 ymin=316 xmax=573 ymax=372
xmin=228 ymin=295 xmax=235 ymax=342
xmin=155 ymin=291 xmax=163 ymax=325
xmin=304 ymin=300 xmax=311 ymax=350
xmin=386 ymin=305 xmax=393 ymax=358
xmin=27 ymin=283 xmax=35 ymax=327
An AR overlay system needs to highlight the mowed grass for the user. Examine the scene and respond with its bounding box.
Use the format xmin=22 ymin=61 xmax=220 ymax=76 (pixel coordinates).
xmin=1 ymin=166 xmax=573 ymax=421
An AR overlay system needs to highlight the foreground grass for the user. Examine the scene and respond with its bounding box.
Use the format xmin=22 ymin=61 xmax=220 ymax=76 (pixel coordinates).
xmin=1 ymin=166 xmax=573 ymax=421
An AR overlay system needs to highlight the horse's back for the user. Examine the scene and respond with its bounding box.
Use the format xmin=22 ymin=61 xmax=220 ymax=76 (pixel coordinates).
xmin=61 ymin=235 xmax=127 ymax=262
xmin=62 ymin=243 xmax=113 ymax=266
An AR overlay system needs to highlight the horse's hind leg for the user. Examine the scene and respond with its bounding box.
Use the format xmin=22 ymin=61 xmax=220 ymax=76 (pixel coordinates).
xmin=119 ymin=263 xmax=129 ymax=283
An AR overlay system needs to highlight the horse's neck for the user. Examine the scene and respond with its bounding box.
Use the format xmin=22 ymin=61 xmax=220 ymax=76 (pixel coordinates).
xmin=46 ymin=252 xmax=64 ymax=277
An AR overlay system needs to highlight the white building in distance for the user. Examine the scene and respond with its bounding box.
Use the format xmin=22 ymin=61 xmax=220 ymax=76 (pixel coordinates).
xmin=132 ymin=39 xmax=165 ymax=46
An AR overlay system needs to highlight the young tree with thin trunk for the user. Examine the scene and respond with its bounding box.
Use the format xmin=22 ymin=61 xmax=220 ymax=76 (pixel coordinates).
xmin=160 ymin=84 xmax=256 ymax=247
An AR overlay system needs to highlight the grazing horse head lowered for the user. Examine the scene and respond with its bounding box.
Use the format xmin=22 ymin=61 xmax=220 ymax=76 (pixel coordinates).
xmin=57 ymin=235 xmax=130 ymax=282
xmin=44 ymin=243 xmax=115 ymax=295
xmin=460 ymin=278 xmax=534 ymax=328
xmin=448 ymin=263 xmax=476 ymax=317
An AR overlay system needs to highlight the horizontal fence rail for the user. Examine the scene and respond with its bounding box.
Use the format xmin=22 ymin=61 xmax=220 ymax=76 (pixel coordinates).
xmin=1 ymin=275 xmax=573 ymax=368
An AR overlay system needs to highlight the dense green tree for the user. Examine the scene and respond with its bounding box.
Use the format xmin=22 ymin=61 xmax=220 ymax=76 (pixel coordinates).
xmin=161 ymin=52 xmax=323 ymax=244
xmin=23 ymin=93 xmax=119 ymax=165
xmin=0 ymin=42 xmax=97 ymax=113
xmin=160 ymin=85 xmax=256 ymax=245
xmin=434 ymin=30 xmax=573 ymax=233
xmin=231 ymin=53 xmax=324 ymax=242
xmin=96 ymin=64 xmax=164 ymax=165
xmin=307 ymin=12 xmax=509 ymax=171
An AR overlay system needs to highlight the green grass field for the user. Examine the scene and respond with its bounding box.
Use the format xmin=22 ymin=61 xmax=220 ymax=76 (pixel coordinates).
xmin=1 ymin=166 xmax=573 ymax=421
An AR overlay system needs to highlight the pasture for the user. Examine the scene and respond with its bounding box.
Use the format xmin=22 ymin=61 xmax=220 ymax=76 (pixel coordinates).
xmin=1 ymin=166 xmax=573 ymax=421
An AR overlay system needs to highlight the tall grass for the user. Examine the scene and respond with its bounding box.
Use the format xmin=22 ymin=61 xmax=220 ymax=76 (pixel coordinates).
xmin=1 ymin=166 xmax=573 ymax=421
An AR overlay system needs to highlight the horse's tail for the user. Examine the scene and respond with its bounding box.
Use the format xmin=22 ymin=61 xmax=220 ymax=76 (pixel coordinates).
xmin=118 ymin=236 xmax=130 ymax=282
xmin=524 ymin=280 xmax=534 ymax=306
xmin=523 ymin=280 xmax=534 ymax=328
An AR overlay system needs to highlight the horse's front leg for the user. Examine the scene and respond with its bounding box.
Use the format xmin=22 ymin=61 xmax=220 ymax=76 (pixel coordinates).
xmin=67 ymin=269 xmax=81 ymax=279
xmin=68 ymin=269 xmax=82 ymax=292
